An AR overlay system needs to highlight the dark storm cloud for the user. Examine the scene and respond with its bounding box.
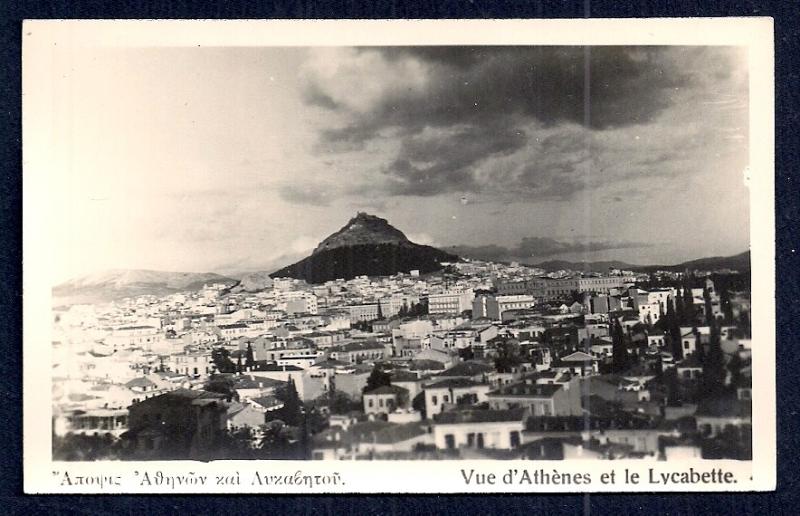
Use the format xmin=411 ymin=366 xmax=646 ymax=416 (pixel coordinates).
xmin=449 ymin=236 xmax=651 ymax=262
xmin=306 ymin=46 xmax=687 ymax=136
xmin=301 ymin=46 xmax=742 ymax=201
xmin=382 ymin=124 xmax=527 ymax=196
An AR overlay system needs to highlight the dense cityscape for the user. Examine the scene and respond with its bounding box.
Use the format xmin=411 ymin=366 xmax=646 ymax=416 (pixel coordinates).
xmin=52 ymin=251 xmax=752 ymax=462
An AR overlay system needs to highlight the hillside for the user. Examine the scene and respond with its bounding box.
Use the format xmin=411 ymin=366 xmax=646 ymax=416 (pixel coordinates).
xmin=529 ymin=251 xmax=750 ymax=273
xmin=638 ymin=251 xmax=751 ymax=272
xmin=270 ymin=212 xmax=458 ymax=283
xmin=53 ymin=269 xmax=238 ymax=306
xmin=530 ymin=259 xmax=638 ymax=273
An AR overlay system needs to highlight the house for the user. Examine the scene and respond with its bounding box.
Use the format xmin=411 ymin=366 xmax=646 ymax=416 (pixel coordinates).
xmin=311 ymin=421 xmax=432 ymax=460
xmin=436 ymin=360 xmax=495 ymax=382
xmin=589 ymin=337 xmax=614 ymax=359
xmin=429 ymin=330 xmax=474 ymax=352
xmin=55 ymin=407 xmax=129 ymax=438
xmin=412 ymin=348 xmax=455 ymax=368
xmin=423 ymin=378 xmax=491 ymax=418
xmin=551 ymin=351 xmax=599 ymax=377
xmin=390 ymin=370 xmax=427 ymax=401
xmin=695 ymin=396 xmax=752 ymax=438
xmin=363 ymin=385 xmax=410 ymax=415
xmin=246 ymin=395 xmax=284 ymax=413
xmin=226 ymin=402 xmax=265 ymax=430
xmin=407 ymin=358 xmax=448 ymax=376
xmin=125 ymin=389 xmax=229 ymax=459
xmin=168 ymin=350 xmax=215 ymax=377
xmin=306 ymin=358 xmax=352 ymax=392
xmin=328 ymin=341 xmax=387 ymax=364
xmin=432 ymin=408 xmax=526 ymax=450
xmin=216 ymin=323 xmax=250 ymax=341
xmin=486 ymin=380 xmax=582 ymax=417
xmin=124 ymin=375 xmax=175 ymax=402
xmin=329 ymin=365 xmax=372 ymax=399
xmin=232 ymin=374 xmax=283 ymax=400
xmin=522 ymin=415 xmax=673 ymax=457
xmin=647 ymin=331 xmax=667 ymax=348
xmin=676 ymin=356 xmax=703 ymax=380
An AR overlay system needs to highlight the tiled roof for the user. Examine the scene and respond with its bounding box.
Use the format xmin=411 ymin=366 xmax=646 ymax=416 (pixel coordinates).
xmin=439 ymin=361 xmax=494 ymax=377
xmin=425 ymin=378 xmax=483 ymax=390
xmin=488 ymin=382 xmax=562 ymax=398
xmin=364 ymin=385 xmax=408 ymax=396
xmin=435 ymin=408 xmax=526 ymax=425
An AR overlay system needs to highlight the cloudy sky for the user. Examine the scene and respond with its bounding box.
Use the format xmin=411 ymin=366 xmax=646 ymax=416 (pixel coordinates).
xmin=44 ymin=45 xmax=749 ymax=283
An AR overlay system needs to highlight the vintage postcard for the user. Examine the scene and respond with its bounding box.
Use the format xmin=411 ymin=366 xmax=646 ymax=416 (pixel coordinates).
xmin=23 ymin=18 xmax=775 ymax=493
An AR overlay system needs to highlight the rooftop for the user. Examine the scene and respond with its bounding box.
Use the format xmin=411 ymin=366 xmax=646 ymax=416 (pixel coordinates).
xmin=364 ymin=385 xmax=409 ymax=396
xmin=439 ymin=360 xmax=494 ymax=377
xmin=425 ymin=377 xmax=483 ymax=390
xmin=488 ymin=382 xmax=563 ymax=398
xmin=435 ymin=408 xmax=526 ymax=425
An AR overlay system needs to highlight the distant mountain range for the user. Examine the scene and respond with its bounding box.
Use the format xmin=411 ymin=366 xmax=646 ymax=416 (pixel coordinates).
xmin=527 ymin=251 xmax=750 ymax=273
xmin=52 ymin=240 xmax=749 ymax=306
xmin=270 ymin=212 xmax=458 ymax=284
xmin=530 ymin=259 xmax=639 ymax=272
xmin=52 ymin=269 xmax=237 ymax=307
xmin=635 ymin=250 xmax=751 ymax=272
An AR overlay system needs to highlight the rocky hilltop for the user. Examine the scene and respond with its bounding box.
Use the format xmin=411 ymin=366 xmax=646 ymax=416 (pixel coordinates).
xmin=312 ymin=212 xmax=410 ymax=254
xmin=271 ymin=212 xmax=458 ymax=284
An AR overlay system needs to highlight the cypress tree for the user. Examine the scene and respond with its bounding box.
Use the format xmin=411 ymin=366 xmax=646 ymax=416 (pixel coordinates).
xmin=675 ymin=288 xmax=685 ymax=325
xmin=280 ymin=378 xmax=302 ymax=427
xmin=693 ymin=327 xmax=704 ymax=364
xmin=703 ymin=286 xmax=714 ymax=326
xmin=611 ymin=318 xmax=630 ymax=373
xmin=682 ymin=285 xmax=695 ymax=325
xmin=720 ymin=288 xmax=734 ymax=325
xmin=702 ymin=321 xmax=726 ymax=396
xmin=245 ymin=342 xmax=255 ymax=368
xmin=666 ymin=301 xmax=683 ymax=361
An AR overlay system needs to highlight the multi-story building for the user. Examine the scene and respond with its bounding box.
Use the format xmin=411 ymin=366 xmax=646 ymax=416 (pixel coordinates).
xmin=126 ymin=389 xmax=228 ymax=459
xmin=496 ymin=276 xmax=628 ymax=301
xmin=345 ymin=303 xmax=381 ymax=323
xmin=427 ymin=289 xmax=474 ymax=315
xmin=478 ymin=295 xmax=537 ymax=320
xmin=285 ymin=294 xmax=318 ymax=315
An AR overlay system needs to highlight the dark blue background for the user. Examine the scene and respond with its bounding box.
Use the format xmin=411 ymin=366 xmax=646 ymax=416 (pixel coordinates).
xmin=2 ymin=1 xmax=797 ymax=514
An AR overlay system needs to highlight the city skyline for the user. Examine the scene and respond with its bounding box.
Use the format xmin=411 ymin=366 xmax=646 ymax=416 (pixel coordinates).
xmin=44 ymin=45 xmax=749 ymax=283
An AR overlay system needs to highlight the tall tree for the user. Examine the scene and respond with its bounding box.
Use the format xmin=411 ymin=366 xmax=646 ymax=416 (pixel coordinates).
xmin=682 ymin=285 xmax=695 ymax=326
xmin=364 ymin=365 xmax=392 ymax=393
xmin=693 ymin=327 xmax=705 ymax=364
xmin=675 ymin=289 xmax=686 ymax=326
xmin=666 ymin=301 xmax=683 ymax=361
xmin=611 ymin=318 xmax=631 ymax=373
xmin=727 ymin=351 xmax=744 ymax=389
xmin=245 ymin=342 xmax=255 ymax=369
xmin=259 ymin=421 xmax=295 ymax=459
xmin=703 ymin=286 xmax=714 ymax=326
xmin=720 ymin=287 xmax=734 ymax=325
xmin=702 ymin=321 xmax=726 ymax=396
xmin=494 ymin=339 xmax=522 ymax=373
xmin=276 ymin=378 xmax=303 ymax=427
xmin=738 ymin=310 xmax=751 ymax=338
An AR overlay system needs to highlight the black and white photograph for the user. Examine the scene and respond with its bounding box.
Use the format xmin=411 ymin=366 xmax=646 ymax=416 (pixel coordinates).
xmin=22 ymin=19 xmax=775 ymax=493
